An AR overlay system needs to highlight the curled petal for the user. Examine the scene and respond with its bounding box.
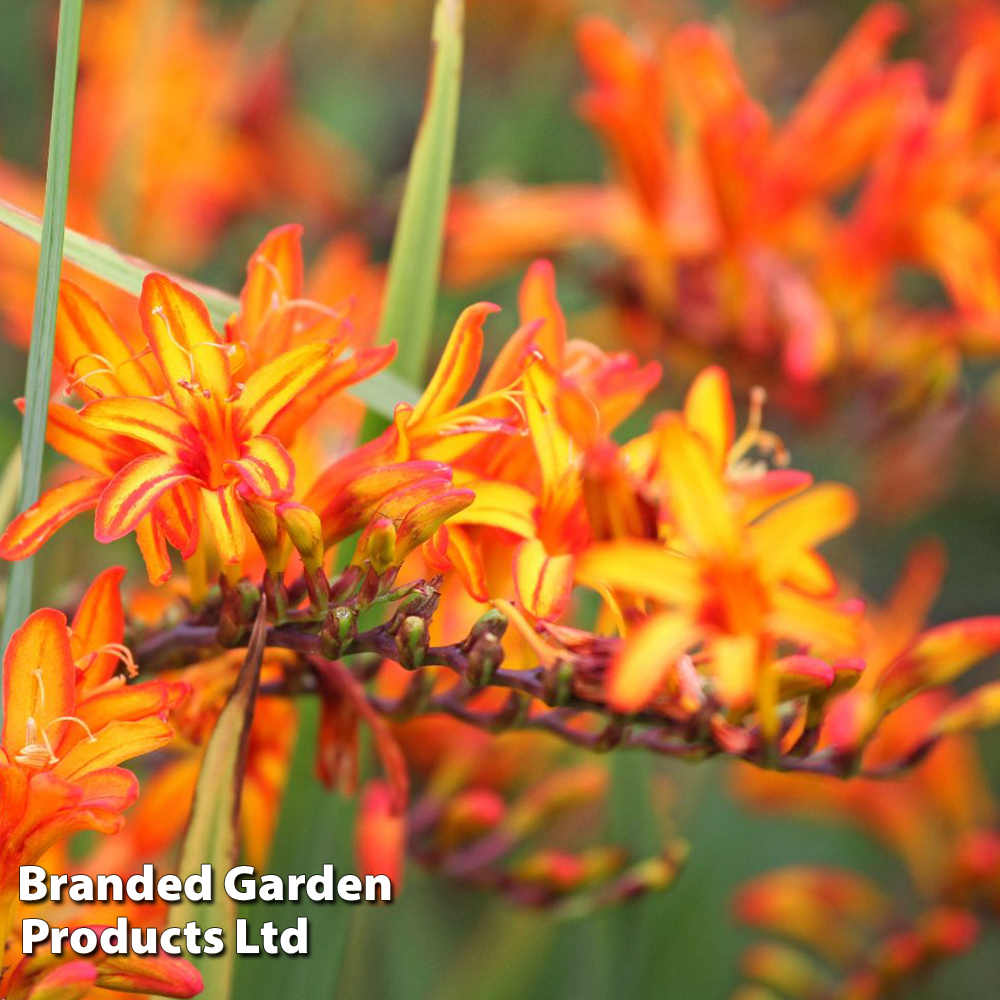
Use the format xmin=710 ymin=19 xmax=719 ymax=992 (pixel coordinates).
xmin=411 ymin=303 xmax=499 ymax=424
xmin=517 ymin=260 xmax=566 ymax=361
xmin=225 ymin=434 xmax=295 ymax=501
xmin=95 ymin=455 xmax=194 ymax=542
xmin=135 ymin=515 xmax=172 ymax=586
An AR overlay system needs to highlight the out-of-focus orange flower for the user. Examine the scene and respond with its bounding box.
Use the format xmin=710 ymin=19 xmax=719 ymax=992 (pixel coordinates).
xmin=70 ymin=0 xmax=359 ymax=264
xmin=447 ymin=2 xmax=1000 ymax=420
xmin=731 ymin=542 xmax=1000 ymax=1000
xmin=449 ymin=5 xmax=925 ymax=386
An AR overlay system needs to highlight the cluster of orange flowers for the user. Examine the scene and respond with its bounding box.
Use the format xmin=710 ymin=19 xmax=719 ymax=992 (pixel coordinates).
xmin=2 ymin=2 xmax=1000 ymax=999
xmin=448 ymin=1 xmax=1000 ymax=420
xmin=2 ymin=218 xmax=999 ymax=995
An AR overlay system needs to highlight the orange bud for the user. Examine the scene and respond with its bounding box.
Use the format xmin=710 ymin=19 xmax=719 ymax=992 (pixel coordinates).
xmin=276 ymin=501 xmax=324 ymax=572
xmin=356 ymin=781 xmax=406 ymax=892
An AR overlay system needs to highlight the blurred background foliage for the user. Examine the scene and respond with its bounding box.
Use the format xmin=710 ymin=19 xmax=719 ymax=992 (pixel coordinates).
xmin=0 ymin=1 xmax=998 ymax=997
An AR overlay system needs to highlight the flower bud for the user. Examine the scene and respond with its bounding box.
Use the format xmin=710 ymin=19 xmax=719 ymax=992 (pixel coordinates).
xmin=466 ymin=632 xmax=504 ymax=687
xmin=277 ymin=502 xmax=325 ymax=573
xmin=321 ymin=606 xmax=358 ymax=660
xmin=217 ymin=577 xmax=261 ymax=647
xmin=238 ymin=494 xmax=286 ymax=575
xmin=396 ymin=615 xmax=428 ymax=669
xmin=462 ymin=607 xmax=509 ymax=652
xmin=355 ymin=516 xmax=396 ymax=574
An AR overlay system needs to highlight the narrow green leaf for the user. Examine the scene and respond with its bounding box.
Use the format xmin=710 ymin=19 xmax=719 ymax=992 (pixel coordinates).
xmin=0 ymin=196 xmax=419 ymax=413
xmin=0 ymin=195 xmax=239 ymax=327
xmin=169 ymin=601 xmax=269 ymax=1000
xmin=2 ymin=0 xmax=83 ymax=656
xmin=374 ymin=0 xmax=465 ymax=376
xmin=235 ymin=697 xmax=356 ymax=999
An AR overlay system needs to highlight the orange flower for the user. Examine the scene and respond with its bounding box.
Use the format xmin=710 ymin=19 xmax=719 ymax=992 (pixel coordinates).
xmin=445 ymin=3 xmax=1000 ymax=403
xmin=0 ymin=231 xmax=394 ymax=584
xmin=578 ymin=366 xmax=859 ymax=722
xmin=0 ymin=568 xmax=185 ymax=986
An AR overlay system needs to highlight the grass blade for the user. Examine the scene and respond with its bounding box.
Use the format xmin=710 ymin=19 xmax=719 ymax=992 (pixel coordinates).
xmin=2 ymin=0 xmax=83 ymax=655
xmin=374 ymin=0 xmax=465 ymax=377
xmin=169 ymin=601 xmax=269 ymax=999
xmin=0 ymin=195 xmax=239 ymax=325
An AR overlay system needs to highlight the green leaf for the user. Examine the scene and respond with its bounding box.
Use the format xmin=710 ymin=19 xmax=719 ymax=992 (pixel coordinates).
xmin=235 ymin=697 xmax=356 ymax=999
xmin=2 ymin=0 xmax=83 ymax=657
xmin=374 ymin=0 xmax=465 ymax=377
xmin=0 ymin=196 xmax=419 ymax=418
xmin=169 ymin=601 xmax=269 ymax=1000
xmin=0 ymin=196 xmax=239 ymax=328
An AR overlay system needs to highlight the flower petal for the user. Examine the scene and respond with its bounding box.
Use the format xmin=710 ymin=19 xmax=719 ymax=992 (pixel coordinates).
xmin=448 ymin=479 xmax=537 ymax=538
xmin=751 ymin=484 xmax=857 ymax=582
xmin=659 ymin=414 xmax=739 ymax=557
xmin=95 ymin=950 xmax=203 ymax=998
xmin=683 ymin=366 xmax=734 ymax=470
xmin=0 ymin=477 xmax=105 ymax=560
xmin=2 ymin=609 xmax=76 ymax=759
xmin=140 ymin=274 xmax=230 ymax=430
xmin=95 ymin=455 xmax=194 ymax=542
xmin=877 ymin=617 xmax=1000 ymax=712
xmin=514 ymin=538 xmax=574 ymax=621
xmin=80 ymin=396 xmax=199 ymax=460
xmin=71 ymin=565 xmax=126 ymax=690
xmin=234 ymin=341 xmax=332 ymax=438
xmin=395 ymin=490 xmax=476 ymax=561
xmin=225 ymin=434 xmax=294 ymax=501
xmin=517 ymin=260 xmax=566 ymax=362
xmin=53 ymin=718 xmax=173 ymax=781
xmin=45 ymin=401 xmax=134 ymax=475
xmin=576 ymin=539 xmax=701 ymax=606
xmin=57 ymin=279 xmax=158 ymax=399
xmin=201 ymin=484 xmax=247 ymax=564
xmin=411 ymin=303 xmax=499 ymax=425
xmin=609 ymin=612 xmax=699 ymax=712
xmin=135 ymin=515 xmax=173 ymax=585
xmin=232 ymin=223 xmax=304 ymax=354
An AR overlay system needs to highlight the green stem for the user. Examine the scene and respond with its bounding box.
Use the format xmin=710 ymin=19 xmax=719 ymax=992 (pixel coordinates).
xmin=2 ymin=0 xmax=84 ymax=655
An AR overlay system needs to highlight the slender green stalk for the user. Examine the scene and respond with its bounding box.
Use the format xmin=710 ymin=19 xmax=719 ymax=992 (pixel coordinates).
xmin=362 ymin=0 xmax=465 ymax=445
xmin=374 ymin=0 xmax=464 ymax=377
xmin=2 ymin=0 xmax=84 ymax=655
